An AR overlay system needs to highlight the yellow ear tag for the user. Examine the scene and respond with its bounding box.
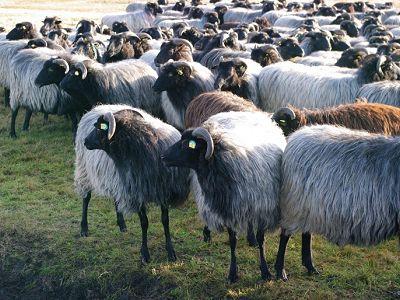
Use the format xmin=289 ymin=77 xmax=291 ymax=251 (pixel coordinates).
xmin=74 ymin=71 xmax=80 ymax=76
xmin=177 ymin=69 xmax=183 ymax=76
xmin=279 ymin=119 xmax=286 ymax=125
xmin=188 ymin=140 xmax=196 ymax=149
xmin=100 ymin=123 xmax=108 ymax=130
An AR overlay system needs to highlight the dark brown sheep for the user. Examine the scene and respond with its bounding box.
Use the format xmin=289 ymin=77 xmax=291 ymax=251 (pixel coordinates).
xmin=272 ymin=100 xmax=400 ymax=136
xmin=185 ymin=91 xmax=260 ymax=128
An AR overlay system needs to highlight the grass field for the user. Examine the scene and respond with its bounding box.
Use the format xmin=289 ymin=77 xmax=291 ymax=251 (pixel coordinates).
xmin=0 ymin=1 xmax=400 ymax=299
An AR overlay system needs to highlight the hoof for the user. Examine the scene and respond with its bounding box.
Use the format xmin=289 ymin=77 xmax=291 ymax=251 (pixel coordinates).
xmin=80 ymin=230 xmax=89 ymax=237
xmin=307 ymin=267 xmax=320 ymax=275
xmin=276 ymin=269 xmax=288 ymax=281
xmin=168 ymin=250 xmax=177 ymax=262
xmin=227 ymin=273 xmax=238 ymax=284
xmin=140 ymin=247 xmax=150 ymax=264
xmin=261 ymin=271 xmax=272 ymax=282
xmin=119 ymin=225 xmax=127 ymax=232
xmin=10 ymin=133 xmax=17 ymax=139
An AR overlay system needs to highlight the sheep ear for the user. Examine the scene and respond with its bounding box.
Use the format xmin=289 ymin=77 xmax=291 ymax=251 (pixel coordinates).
xmin=103 ymin=112 xmax=116 ymax=140
xmin=376 ymin=55 xmax=387 ymax=77
xmin=192 ymin=127 xmax=214 ymax=160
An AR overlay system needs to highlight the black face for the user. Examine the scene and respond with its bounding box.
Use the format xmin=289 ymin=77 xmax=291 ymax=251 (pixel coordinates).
xmin=84 ymin=116 xmax=110 ymax=151
xmin=307 ymin=32 xmax=332 ymax=52
xmin=340 ymin=21 xmax=359 ymax=38
xmin=162 ymin=130 xmax=206 ymax=170
xmin=205 ymin=13 xmax=219 ymax=25
xmin=104 ymin=35 xmax=124 ymax=57
xmin=71 ymin=34 xmax=99 ymax=60
xmin=179 ymin=29 xmax=203 ymax=47
xmin=249 ymin=32 xmax=273 ymax=44
xmin=361 ymin=54 xmax=400 ymax=83
xmin=6 ymin=22 xmax=34 ymax=40
xmin=153 ymin=63 xmax=191 ymax=92
xmin=214 ymin=60 xmax=246 ymax=90
xmin=24 ymin=38 xmax=47 ymax=49
xmin=335 ymin=48 xmax=367 ymax=68
xmin=59 ymin=65 xmax=90 ymax=109
xmin=277 ymin=38 xmax=304 ymax=60
xmin=172 ymin=2 xmax=185 ymax=12
xmin=76 ymin=20 xmax=96 ymax=35
xmin=112 ymin=21 xmax=129 ymax=33
xmin=272 ymin=111 xmax=299 ymax=136
xmin=251 ymin=47 xmax=281 ymax=67
xmin=154 ymin=42 xmax=176 ymax=66
xmin=146 ymin=3 xmax=163 ymax=16
xmin=35 ymin=58 xmax=69 ymax=87
xmin=40 ymin=17 xmax=62 ymax=36
xmin=316 ymin=6 xmax=336 ymax=17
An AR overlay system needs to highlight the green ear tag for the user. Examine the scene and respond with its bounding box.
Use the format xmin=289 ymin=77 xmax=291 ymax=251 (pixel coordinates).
xmin=279 ymin=119 xmax=287 ymax=125
xmin=74 ymin=71 xmax=80 ymax=76
xmin=100 ymin=123 xmax=108 ymax=130
xmin=188 ymin=140 xmax=196 ymax=149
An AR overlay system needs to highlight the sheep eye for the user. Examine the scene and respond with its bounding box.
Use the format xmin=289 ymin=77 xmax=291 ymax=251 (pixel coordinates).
xmin=100 ymin=123 xmax=108 ymax=131
xmin=188 ymin=140 xmax=196 ymax=149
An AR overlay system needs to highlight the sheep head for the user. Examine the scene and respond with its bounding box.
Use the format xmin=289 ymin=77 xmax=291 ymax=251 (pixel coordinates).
xmin=335 ymin=48 xmax=367 ymax=68
xmin=40 ymin=16 xmax=62 ymax=36
xmin=103 ymin=32 xmax=137 ymax=62
xmin=214 ymin=58 xmax=247 ymax=91
xmin=360 ymin=54 xmax=400 ymax=83
xmin=112 ymin=21 xmax=129 ymax=33
xmin=24 ymin=38 xmax=48 ymax=49
xmin=162 ymin=127 xmax=214 ymax=170
xmin=35 ymin=57 xmax=70 ymax=87
xmin=271 ymin=107 xmax=299 ymax=136
xmin=277 ymin=37 xmax=304 ymax=60
xmin=154 ymin=39 xmax=194 ymax=66
xmin=6 ymin=22 xmax=38 ymax=40
xmin=145 ymin=2 xmax=163 ymax=16
xmin=153 ymin=61 xmax=193 ymax=92
xmin=251 ymin=45 xmax=283 ymax=67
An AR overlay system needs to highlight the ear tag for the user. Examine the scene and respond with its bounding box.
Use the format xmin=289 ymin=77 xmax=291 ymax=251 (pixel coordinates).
xmin=74 ymin=71 xmax=80 ymax=76
xmin=177 ymin=69 xmax=183 ymax=76
xmin=100 ymin=123 xmax=108 ymax=130
xmin=31 ymin=44 xmax=36 ymax=48
xmin=279 ymin=119 xmax=286 ymax=125
xmin=22 ymin=26 xmax=26 ymax=30
xmin=188 ymin=140 xmax=196 ymax=149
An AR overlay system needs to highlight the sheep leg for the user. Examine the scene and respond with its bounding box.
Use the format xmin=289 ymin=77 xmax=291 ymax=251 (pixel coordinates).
xmin=247 ymin=221 xmax=257 ymax=247
xmin=227 ymin=227 xmax=238 ymax=283
xmin=10 ymin=107 xmax=19 ymax=139
xmin=69 ymin=113 xmax=78 ymax=142
xmin=80 ymin=192 xmax=91 ymax=237
xmin=4 ymin=87 xmax=10 ymax=107
xmin=256 ymin=228 xmax=272 ymax=281
xmin=22 ymin=109 xmax=33 ymax=131
xmin=138 ymin=206 xmax=150 ymax=264
xmin=275 ymin=230 xmax=290 ymax=281
xmin=203 ymin=225 xmax=212 ymax=242
xmin=302 ymin=232 xmax=319 ymax=275
xmin=114 ymin=201 xmax=127 ymax=232
xmin=161 ymin=206 xmax=177 ymax=261
xmin=43 ymin=113 xmax=49 ymax=124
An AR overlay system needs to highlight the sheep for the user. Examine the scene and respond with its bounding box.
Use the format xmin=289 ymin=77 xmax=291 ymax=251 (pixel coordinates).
xmin=272 ymin=101 xmax=400 ymax=136
xmin=71 ymin=33 xmax=104 ymax=62
xmin=334 ymin=47 xmax=368 ymax=68
xmin=101 ymin=2 xmax=163 ymax=33
xmin=162 ymin=111 xmax=287 ymax=282
xmin=250 ymin=45 xmax=283 ymax=67
xmin=47 ymin=29 xmax=71 ymax=49
xmin=275 ymin=124 xmax=400 ymax=280
xmin=222 ymin=7 xmax=264 ymax=24
xmin=40 ymin=16 xmax=63 ymax=37
xmin=199 ymin=48 xmax=251 ymax=72
xmin=6 ymin=22 xmax=40 ymax=40
xmin=299 ymin=31 xmax=332 ymax=56
xmin=214 ymin=57 xmax=262 ymax=106
xmin=25 ymin=38 xmax=65 ymax=51
xmin=356 ymin=81 xmax=400 ymax=107
xmin=296 ymin=50 xmax=342 ymax=66
xmin=59 ymin=59 xmax=162 ymax=118
xmin=102 ymin=32 xmax=137 ymax=63
xmin=154 ymin=38 xmax=194 ymax=66
xmin=84 ymin=106 xmax=190 ymax=262
xmin=257 ymin=54 xmax=400 ymax=112
xmin=276 ymin=37 xmax=304 ymax=60
xmin=152 ymin=60 xmax=215 ymax=131
xmin=8 ymin=47 xmax=77 ymax=138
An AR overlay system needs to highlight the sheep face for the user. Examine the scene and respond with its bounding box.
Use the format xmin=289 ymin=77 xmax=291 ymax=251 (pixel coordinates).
xmin=145 ymin=2 xmax=163 ymax=16
xmin=84 ymin=115 xmax=111 ymax=152
xmin=141 ymin=27 xmax=163 ymax=40
xmin=303 ymin=31 xmax=332 ymax=53
xmin=153 ymin=62 xmax=192 ymax=92
xmin=214 ymin=59 xmax=247 ymax=91
xmin=315 ymin=6 xmax=336 ymax=16
xmin=277 ymin=38 xmax=304 ymax=60
xmin=203 ymin=12 xmax=220 ymax=25
xmin=71 ymin=33 xmax=101 ymax=61
xmin=248 ymin=32 xmax=273 ymax=44
xmin=340 ymin=20 xmax=359 ymax=38
xmin=162 ymin=129 xmax=208 ymax=170
xmin=154 ymin=40 xmax=193 ymax=66
xmin=40 ymin=16 xmax=62 ymax=37
xmin=172 ymin=2 xmax=185 ymax=12
xmin=35 ymin=58 xmax=69 ymax=87
xmin=6 ymin=22 xmax=37 ymax=40
xmin=24 ymin=38 xmax=48 ymax=49
xmin=335 ymin=48 xmax=367 ymax=68
xmin=179 ymin=28 xmax=203 ymax=47
xmin=331 ymin=13 xmax=351 ymax=25
xmin=112 ymin=21 xmax=129 ymax=33
xmin=360 ymin=54 xmax=400 ymax=83
xmin=251 ymin=46 xmax=282 ymax=67
xmin=47 ymin=29 xmax=69 ymax=45
xmin=103 ymin=33 xmax=136 ymax=62
xmin=271 ymin=107 xmax=299 ymax=136
xmin=76 ymin=19 xmax=96 ymax=36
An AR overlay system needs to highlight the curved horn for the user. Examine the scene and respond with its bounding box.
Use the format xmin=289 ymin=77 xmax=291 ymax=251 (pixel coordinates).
xmin=272 ymin=107 xmax=296 ymax=121
xmin=376 ymin=55 xmax=387 ymax=77
xmin=53 ymin=58 xmax=70 ymax=74
xmin=173 ymin=38 xmax=194 ymax=52
xmin=103 ymin=111 xmax=116 ymax=140
xmin=139 ymin=32 xmax=152 ymax=40
xmin=74 ymin=61 xmax=88 ymax=79
xmin=94 ymin=40 xmax=106 ymax=48
xmin=192 ymin=127 xmax=214 ymax=160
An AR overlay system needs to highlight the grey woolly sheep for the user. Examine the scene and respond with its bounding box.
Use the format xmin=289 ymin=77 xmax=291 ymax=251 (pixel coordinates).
xmin=356 ymin=81 xmax=400 ymax=107
xmin=275 ymin=124 xmax=400 ymax=280
xmin=83 ymin=105 xmax=190 ymax=262
xmin=163 ymin=111 xmax=286 ymax=283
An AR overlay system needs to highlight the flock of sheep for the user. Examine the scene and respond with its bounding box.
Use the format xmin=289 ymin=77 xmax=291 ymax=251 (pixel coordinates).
xmin=1 ymin=0 xmax=400 ymax=284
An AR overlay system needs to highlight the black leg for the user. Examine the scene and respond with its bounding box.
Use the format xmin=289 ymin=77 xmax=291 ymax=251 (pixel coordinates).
xmin=10 ymin=107 xmax=19 ymax=139
xmin=161 ymin=206 xmax=177 ymax=261
xmin=114 ymin=200 xmax=127 ymax=232
xmin=4 ymin=87 xmax=10 ymax=107
xmin=275 ymin=230 xmax=290 ymax=281
xmin=227 ymin=227 xmax=238 ymax=283
xmin=247 ymin=221 xmax=257 ymax=247
xmin=302 ymin=232 xmax=319 ymax=275
xmin=70 ymin=113 xmax=78 ymax=144
xmin=22 ymin=109 xmax=33 ymax=131
xmin=43 ymin=113 xmax=49 ymax=124
xmin=256 ymin=228 xmax=272 ymax=281
xmin=80 ymin=192 xmax=91 ymax=237
xmin=138 ymin=206 xmax=150 ymax=263
xmin=203 ymin=225 xmax=211 ymax=243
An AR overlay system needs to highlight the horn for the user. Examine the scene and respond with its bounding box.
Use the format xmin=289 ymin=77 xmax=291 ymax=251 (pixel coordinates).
xmin=139 ymin=32 xmax=152 ymax=40
xmin=74 ymin=61 xmax=88 ymax=79
xmin=173 ymin=38 xmax=194 ymax=52
xmin=272 ymin=107 xmax=296 ymax=121
xmin=192 ymin=127 xmax=214 ymax=160
xmin=103 ymin=111 xmax=116 ymax=140
xmin=376 ymin=55 xmax=387 ymax=77
xmin=175 ymin=60 xmax=193 ymax=74
xmin=219 ymin=31 xmax=230 ymax=47
xmin=52 ymin=58 xmax=70 ymax=74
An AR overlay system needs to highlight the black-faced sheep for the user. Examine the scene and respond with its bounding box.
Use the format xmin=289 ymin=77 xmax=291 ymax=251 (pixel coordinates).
xmin=84 ymin=106 xmax=190 ymax=262
xmin=162 ymin=111 xmax=286 ymax=282
xmin=6 ymin=22 xmax=40 ymax=40
xmin=276 ymin=124 xmax=400 ymax=280
xmin=152 ymin=60 xmax=215 ymax=130
xmin=335 ymin=47 xmax=368 ymax=68
xmin=154 ymin=38 xmax=194 ymax=66
xmin=250 ymin=45 xmax=283 ymax=67
xmin=40 ymin=16 xmax=63 ymax=37
xmin=102 ymin=32 xmax=137 ymax=63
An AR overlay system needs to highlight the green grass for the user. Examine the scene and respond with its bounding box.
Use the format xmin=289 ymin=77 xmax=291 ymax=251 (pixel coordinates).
xmin=0 ymin=89 xmax=399 ymax=299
